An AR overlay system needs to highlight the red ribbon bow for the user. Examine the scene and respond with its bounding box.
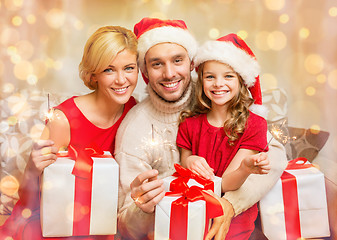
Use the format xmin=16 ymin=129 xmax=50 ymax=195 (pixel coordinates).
xmin=165 ymin=164 xmax=223 ymax=240
xmin=68 ymin=144 xmax=105 ymax=179
xmin=286 ymin=157 xmax=312 ymax=170
xmin=170 ymin=163 xmax=215 ymax=192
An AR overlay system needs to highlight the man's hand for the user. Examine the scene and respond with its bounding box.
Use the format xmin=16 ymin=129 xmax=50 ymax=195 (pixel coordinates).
xmin=205 ymin=191 xmax=235 ymax=240
xmin=130 ymin=169 xmax=165 ymax=213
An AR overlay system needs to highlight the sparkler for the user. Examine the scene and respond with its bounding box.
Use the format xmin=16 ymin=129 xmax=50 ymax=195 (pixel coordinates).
xmin=139 ymin=125 xmax=176 ymax=170
xmin=139 ymin=124 xmax=161 ymax=168
xmin=151 ymin=124 xmax=155 ymax=144
xmin=262 ymin=119 xmax=287 ymax=151
xmin=149 ymin=124 xmax=162 ymax=167
xmin=45 ymin=93 xmax=54 ymax=121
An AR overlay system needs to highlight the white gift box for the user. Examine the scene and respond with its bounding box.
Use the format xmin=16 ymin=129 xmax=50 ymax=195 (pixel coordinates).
xmin=163 ymin=175 xmax=222 ymax=197
xmin=259 ymin=160 xmax=330 ymax=240
xmin=155 ymin=196 xmax=207 ymax=240
xmin=155 ymin=172 xmax=222 ymax=240
xmin=40 ymin=151 xmax=118 ymax=237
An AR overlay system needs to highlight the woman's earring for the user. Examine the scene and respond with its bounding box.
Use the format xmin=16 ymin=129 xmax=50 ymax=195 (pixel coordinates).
xmin=90 ymin=76 xmax=98 ymax=89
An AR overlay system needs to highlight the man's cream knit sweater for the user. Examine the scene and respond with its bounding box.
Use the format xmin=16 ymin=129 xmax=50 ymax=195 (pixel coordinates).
xmin=115 ymin=84 xmax=287 ymax=240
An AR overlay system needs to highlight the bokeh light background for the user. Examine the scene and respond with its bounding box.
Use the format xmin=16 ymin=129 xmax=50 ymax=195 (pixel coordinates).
xmin=0 ymin=0 xmax=336 ymax=181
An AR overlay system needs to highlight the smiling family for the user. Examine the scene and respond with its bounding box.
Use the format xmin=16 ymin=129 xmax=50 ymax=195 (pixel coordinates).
xmin=0 ymin=17 xmax=287 ymax=240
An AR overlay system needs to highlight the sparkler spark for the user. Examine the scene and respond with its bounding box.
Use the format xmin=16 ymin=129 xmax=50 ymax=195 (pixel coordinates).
xmin=139 ymin=125 xmax=176 ymax=170
xmin=263 ymin=119 xmax=287 ymax=151
xmin=271 ymin=127 xmax=283 ymax=139
xmin=45 ymin=109 xmax=54 ymax=120
xmin=44 ymin=93 xmax=54 ymax=121
xmin=149 ymin=124 xmax=159 ymax=146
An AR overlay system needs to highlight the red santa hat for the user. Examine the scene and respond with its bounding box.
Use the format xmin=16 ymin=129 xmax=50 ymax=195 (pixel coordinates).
xmin=134 ymin=17 xmax=198 ymax=84
xmin=194 ymin=33 xmax=267 ymax=118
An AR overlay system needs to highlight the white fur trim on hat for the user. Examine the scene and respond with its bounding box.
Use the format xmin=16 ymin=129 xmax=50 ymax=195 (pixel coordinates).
xmin=137 ymin=26 xmax=198 ymax=73
xmin=249 ymin=104 xmax=268 ymax=119
xmin=194 ymin=41 xmax=260 ymax=87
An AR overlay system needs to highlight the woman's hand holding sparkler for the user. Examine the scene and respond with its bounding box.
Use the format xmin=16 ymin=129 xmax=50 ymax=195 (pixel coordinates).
xmin=27 ymin=140 xmax=58 ymax=176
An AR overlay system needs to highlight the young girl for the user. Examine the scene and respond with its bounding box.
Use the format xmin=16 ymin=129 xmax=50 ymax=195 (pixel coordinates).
xmin=0 ymin=26 xmax=138 ymax=240
xmin=177 ymin=33 xmax=270 ymax=239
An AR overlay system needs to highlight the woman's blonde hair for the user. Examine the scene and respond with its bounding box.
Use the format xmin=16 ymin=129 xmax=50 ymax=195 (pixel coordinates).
xmin=79 ymin=26 xmax=138 ymax=90
xmin=180 ymin=62 xmax=254 ymax=145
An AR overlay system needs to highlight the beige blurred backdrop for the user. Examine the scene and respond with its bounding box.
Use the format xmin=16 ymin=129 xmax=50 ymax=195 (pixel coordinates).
xmin=1 ymin=0 xmax=337 ymax=183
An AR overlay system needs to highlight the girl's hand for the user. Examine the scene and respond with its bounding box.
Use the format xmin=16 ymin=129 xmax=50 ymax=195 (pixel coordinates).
xmin=28 ymin=140 xmax=59 ymax=176
xmin=242 ymin=152 xmax=270 ymax=175
xmin=185 ymin=155 xmax=214 ymax=180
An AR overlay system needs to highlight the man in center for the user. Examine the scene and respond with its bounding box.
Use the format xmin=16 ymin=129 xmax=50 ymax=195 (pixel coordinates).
xmin=115 ymin=17 xmax=287 ymax=240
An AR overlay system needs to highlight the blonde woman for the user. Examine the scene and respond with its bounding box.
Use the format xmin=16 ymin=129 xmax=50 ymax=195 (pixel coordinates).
xmin=0 ymin=26 xmax=138 ymax=240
